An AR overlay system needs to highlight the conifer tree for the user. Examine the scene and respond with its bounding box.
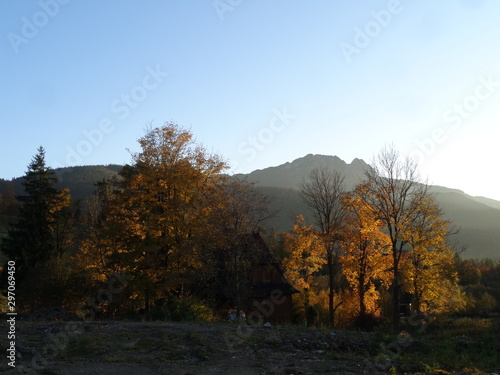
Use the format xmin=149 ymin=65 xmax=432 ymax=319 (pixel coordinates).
xmin=1 ymin=146 xmax=70 ymax=282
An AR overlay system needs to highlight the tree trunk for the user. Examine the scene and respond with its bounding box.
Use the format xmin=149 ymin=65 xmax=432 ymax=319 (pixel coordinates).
xmin=392 ymin=259 xmax=401 ymax=332
xmin=413 ymin=278 xmax=421 ymax=315
xmin=144 ymin=287 xmax=151 ymax=321
xmin=359 ymin=280 xmax=366 ymax=320
xmin=327 ymin=251 xmax=335 ymax=327
xmin=304 ymin=287 xmax=310 ymax=317
xmin=234 ymin=252 xmax=243 ymax=322
xmin=304 ymin=287 xmax=313 ymax=327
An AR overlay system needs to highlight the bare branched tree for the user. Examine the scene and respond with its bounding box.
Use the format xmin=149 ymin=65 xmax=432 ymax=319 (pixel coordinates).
xmin=364 ymin=145 xmax=428 ymax=331
xmin=205 ymin=176 xmax=276 ymax=316
xmin=300 ymin=167 xmax=346 ymax=326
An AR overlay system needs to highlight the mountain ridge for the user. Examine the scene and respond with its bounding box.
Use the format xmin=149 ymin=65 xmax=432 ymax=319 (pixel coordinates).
xmin=237 ymin=155 xmax=500 ymax=259
xmin=236 ymin=154 xmax=372 ymax=192
xmin=1 ymin=156 xmax=498 ymax=259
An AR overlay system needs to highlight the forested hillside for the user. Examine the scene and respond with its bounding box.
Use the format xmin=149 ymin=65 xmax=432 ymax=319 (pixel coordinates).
xmin=240 ymin=155 xmax=500 ymax=259
xmin=2 ymin=156 xmax=499 ymax=259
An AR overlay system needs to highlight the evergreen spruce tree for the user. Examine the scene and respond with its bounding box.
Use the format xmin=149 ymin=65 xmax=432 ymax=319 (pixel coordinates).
xmin=1 ymin=146 xmax=70 ymax=283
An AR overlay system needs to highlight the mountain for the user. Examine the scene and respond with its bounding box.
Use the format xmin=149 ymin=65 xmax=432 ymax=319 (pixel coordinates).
xmin=238 ymin=154 xmax=500 ymax=260
xmin=0 ymin=165 xmax=122 ymax=205
xmin=472 ymin=196 xmax=500 ymax=210
xmin=237 ymin=154 xmax=369 ymax=190
xmin=54 ymin=165 xmax=122 ymax=202
xmin=1 ymin=156 xmax=499 ymax=259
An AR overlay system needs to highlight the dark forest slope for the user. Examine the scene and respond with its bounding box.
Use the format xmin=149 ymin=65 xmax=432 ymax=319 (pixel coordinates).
xmin=1 ymin=156 xmax=499 ymax=259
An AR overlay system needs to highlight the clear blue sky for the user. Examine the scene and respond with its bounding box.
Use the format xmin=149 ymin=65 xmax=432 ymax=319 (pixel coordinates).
xmin=1 ymin=0 xmax=499 ymax=200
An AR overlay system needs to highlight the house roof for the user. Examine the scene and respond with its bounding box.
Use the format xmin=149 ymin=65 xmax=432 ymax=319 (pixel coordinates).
xmin=238 ymin=232 xmax=276 ymax=264
xmin=241 ymin=233 xmax=300 ymax=298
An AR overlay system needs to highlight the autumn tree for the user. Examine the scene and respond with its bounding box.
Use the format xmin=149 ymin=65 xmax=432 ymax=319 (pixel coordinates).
xmin=456 ymin=258 xmax=482 ymax=286
xmin=401 ymin=196 xmax=465 ymax=315
xmin=135 ymin=123 xmax=225 ymax=307
xmin=300 ymin=167 xmax=346 ymax=326
xmin=282 ymin=215 xmax=325 ymax=321
xmin=77 ymin=180 xmax=124 ymax=283
xmin=200 ymin=177 xmax=274 ymax=314
xmin=341 ymin=183 xmax=392 ymax=326
xmin=364 ymin=145 xmax=429 ymax=330
xmin=82 ymin=124 xmax=227 ymax=313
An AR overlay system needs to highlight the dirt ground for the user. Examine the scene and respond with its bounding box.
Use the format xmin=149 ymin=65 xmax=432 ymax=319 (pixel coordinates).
xmin=0 ymin=319 xmax=496 ymax=375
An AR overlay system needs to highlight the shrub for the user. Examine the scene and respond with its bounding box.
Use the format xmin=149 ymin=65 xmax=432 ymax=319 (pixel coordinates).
xmin=166 ymin=295 xmax=216 ymax=322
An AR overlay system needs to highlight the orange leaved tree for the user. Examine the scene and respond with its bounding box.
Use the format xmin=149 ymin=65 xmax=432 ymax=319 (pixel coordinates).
xmin=282 ymin=215 xmax=326 ymax=319
xmin=341 ymin=183 xmax=392 ymax=325
xmin=401 ymin=195 xmax=465 ymax=316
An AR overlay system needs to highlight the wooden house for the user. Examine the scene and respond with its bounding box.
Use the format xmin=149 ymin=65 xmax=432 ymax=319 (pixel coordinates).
xmin=242 ymin=233 xmax=299 ymax=323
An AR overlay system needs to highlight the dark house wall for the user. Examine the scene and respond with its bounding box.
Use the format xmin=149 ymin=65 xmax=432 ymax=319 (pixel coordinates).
xmin=250 ymin=262 xmax=298 ymax=323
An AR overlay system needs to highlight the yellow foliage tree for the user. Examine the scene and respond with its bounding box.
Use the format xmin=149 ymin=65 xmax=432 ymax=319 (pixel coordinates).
xmin=341 ymin=183 xmax=392 ymax=323
xmin=300 ymin=168 xmax=346 ymax=326
xmin=401 ymin=196 xmax=465 ymax=315
xmin=77 ymin=180 xmax=126 ymax=283
xmin=364 ymin=145 xmax=428 ymax=330
xmin=78 ymin=123 xmax=227 ymax=312
xmin=282 ymin=215 xmax=326 ymax=320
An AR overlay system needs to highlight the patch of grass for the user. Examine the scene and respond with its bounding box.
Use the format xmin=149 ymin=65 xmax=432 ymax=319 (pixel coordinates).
xmin=428 ymin=317 xmax=494 ymax=337
xmin=374 ymin=329 xmax=399 ymax=345
xmin=104 ymin=356 xmax=129 ymax=363
xmin=325 ymin=351 xmax=340 ymax=360
xmin=57 ymin=334 xmax=107 ymax=360
xmin=167 ymin=332 xmax=213 ymax=361
xmin=134 ymin=338 xmax=163 ymax=350
xmin=365 ymin=318 xmax=500 ymax=374
xmin=393 ymin=332 xmax=500 ymax=374
xmin=26 ymin=336 xmax=43 ymax=343
xmin=37 ymin=369 xmax=60 ymax=375
xmin=119 ymin=343 xmax=138 ymax=351
xmin=156 ymin=350 xmax=186 ymax=362
xmin=238 ymin=334 xmax=261 ymax=347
